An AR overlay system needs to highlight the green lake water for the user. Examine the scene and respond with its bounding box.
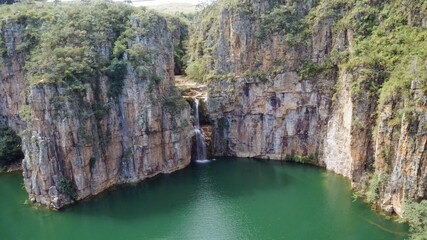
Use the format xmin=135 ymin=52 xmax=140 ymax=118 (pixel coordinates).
xmin=0 ymin=158 xmax=408 ymax=240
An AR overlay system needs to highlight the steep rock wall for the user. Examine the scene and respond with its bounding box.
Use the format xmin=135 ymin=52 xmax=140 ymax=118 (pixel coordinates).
xmin=188 ymin=0 xmax=427 ymax=215
xmin=208 ymin=73 xmax=334 ymax=160
xmin=196 ymin=0 xmax=337 ymax=161
xmin=376 ymin=79 xmax=427 ymax=215
xmin=0 ymin=7 xmax=192 ymax=209
xmin=0 ymin=20 xmax=27 ymax=131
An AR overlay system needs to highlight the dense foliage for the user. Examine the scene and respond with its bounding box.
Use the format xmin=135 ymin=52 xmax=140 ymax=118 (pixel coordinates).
xmin=0 ymin=1 xmax=172 ymax=99
xmin=58 ymin=176 xmax=77 ymax=200
xmin=165 ymin=14 xmax=190 ymax=75
xmin=400 ymin=201 xmax=427 ymax=240
xmin=0 ymin=127 xmax=24 ymax=168
xmin=12 ymin=2 xmax=134 ymax=94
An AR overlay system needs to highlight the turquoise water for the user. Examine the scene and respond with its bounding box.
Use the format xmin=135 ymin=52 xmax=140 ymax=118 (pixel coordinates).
xmin=0 ymin=158 xmax=408 ymax=240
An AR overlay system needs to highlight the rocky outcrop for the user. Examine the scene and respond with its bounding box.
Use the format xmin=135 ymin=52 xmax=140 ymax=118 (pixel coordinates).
xmin=188 ymin=0 xmax=427 ymax=215
xmin=192 ymin=0 xmax=338 ymax=163
xmin=0 ymin=19 xmax=29 ymax=170
xmin=193 ymin=0 xmax=333 ymax=161
xmin=0 ymin=20 xmax=27 ymax=132
xmin=322 ymin=72 xmax=353 ymax=178
xmin=208 ymin=73 xmax=334 ymax=160
xmin=376 ymin=79 xmax=427 ymax=215
xmin=0 ymin=7 xmax=192 ymax=209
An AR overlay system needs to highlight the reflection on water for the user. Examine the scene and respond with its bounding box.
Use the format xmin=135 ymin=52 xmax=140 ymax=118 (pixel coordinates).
xmin=0 ymin=158 xmax=408 ymax=240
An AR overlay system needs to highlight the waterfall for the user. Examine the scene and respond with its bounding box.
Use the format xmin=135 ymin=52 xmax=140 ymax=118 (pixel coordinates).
xmin=193 ymin=99 xmax=207 ymax=161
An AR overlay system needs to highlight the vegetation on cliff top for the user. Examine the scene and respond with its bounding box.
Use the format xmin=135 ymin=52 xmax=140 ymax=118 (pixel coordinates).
xmin=185 ymin=0 xmax=318 ymax=82
xmin=1 ymin=2 xmax=135 ymax=93
xmin=0 ymin=1 xmax=189 ymax=144
xmin=0 ymin=1 xmax=178 ymax=98
xmin=186 ymin=0 xmax=426 ymax=91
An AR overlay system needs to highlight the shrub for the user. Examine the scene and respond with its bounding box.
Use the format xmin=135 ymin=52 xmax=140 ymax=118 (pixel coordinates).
xmin=162 ymin=87 xmax=188 ymax=114
xmin=379 ymin=146 xmax=394 ymax=167
xmin=58 ymin=176 xmax=77 ymax=200
xmin=105 ymin=58 xmax=127 ymax=98
xmin=0 ymin=127 xmax=24 ymax=167
xmin=19 ymin=105 xmax=32 ymax=123
xmin=17 ymin=2 xmax=134 ymax=91
xmin=128 ymin=43 xmax=148 ymax=68
xmin=186 ymin=58 xmax=206 ymax=82
xmin=284 ymin=153 xmax=317 ymax=164
xmin=257 ymin=1 xmax=310 ymax=46
xmin=297 ymin=59 xmax=336 ymax=81
xmin=365 ymin=173 xmax=388 ymax=203
xmin=399 ymin=201 xmax=427 ymax=240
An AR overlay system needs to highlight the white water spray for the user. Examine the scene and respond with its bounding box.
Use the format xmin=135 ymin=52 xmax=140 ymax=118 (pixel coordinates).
xmin=193 ymin=99 xmax=208 ymax=162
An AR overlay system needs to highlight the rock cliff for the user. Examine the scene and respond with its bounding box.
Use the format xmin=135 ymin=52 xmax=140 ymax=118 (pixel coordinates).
xmin=0 ymin=19 xmax=27 ymax=131
xmin=0 ymin=0 xmax=425 ymax=217
xmin=0 ymin=3 xmax=192 ymax=209
xmin=187 ymin=0 xmax=426 ymax=215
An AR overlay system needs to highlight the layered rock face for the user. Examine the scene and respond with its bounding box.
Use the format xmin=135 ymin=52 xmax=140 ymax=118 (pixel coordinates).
xmin=0 ymin=20 xmax=27 ymax=132
xmin=208 ymin=74 xmax=334 ymax=160
xmin=375 ymin=79 xmax=427 ymax=214
xmin=0 ymin=7 xmax=192 ymax=209
xmin=198 ymin=0 xmax=336 ymax=160
xmin=188 ymin=0 xmax=426 ymax=214
xmin=0 ymin=0 xmax=425 ymax=215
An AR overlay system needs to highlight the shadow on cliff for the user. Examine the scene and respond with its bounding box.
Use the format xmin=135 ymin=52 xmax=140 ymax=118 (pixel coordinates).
xmin=63 ymin=158 xmax=301 ymax=221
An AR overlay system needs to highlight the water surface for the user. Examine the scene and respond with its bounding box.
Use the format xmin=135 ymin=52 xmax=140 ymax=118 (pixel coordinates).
xmin=0 ymin=158 xmax=408 ymax=239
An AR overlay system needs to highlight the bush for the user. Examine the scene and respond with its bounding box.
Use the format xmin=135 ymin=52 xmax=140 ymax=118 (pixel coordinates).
xmin=399 ymin=201 xmax=427 ymax=240
xmin=162 ymin=87 xmax=188 ymax=114
xmin=284 ymin=153 xmax=317 ymax=164
xmin=128 ymin=43 xmax=149 ymax=68
xmin=105 ymin=58 xmax=127 ymax=98
xmin=186 ymin=59 xmax=206 ymax=82
xmin=257 ymin=2 xmax=309 ymax=46
xmin=298 ymin=59 xmax=336 ymax=81
xmin=0 ymin=127 xmax=24 ymax=167
xmin=58 ymin=176 xmax=77 ymax=200
xmin=16 ymin=2 xmax=134 ymax=91
xmin=365 ymin=173 xmax=388 ymax=203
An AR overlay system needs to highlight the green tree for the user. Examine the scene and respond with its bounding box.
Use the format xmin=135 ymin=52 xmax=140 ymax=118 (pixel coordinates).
xmin=0 ymin=127 xmax=24 ymax=167
xmin=400 ymin=201 xmax=427 ymax=240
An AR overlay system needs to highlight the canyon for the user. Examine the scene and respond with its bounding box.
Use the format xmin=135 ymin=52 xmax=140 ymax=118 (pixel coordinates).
xmin=0 ymin=1 xmax=425 ymax=234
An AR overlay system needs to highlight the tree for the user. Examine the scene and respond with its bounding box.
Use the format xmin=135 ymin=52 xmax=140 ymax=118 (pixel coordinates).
xmin=0 ymin=127 xmax=24 ymax=167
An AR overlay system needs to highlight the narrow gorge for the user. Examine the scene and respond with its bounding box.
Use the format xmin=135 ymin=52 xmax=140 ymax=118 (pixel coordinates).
xmin=0 ymin=0 xmax=426 ymax=239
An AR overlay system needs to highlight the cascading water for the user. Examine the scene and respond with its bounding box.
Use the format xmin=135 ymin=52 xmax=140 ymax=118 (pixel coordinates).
xmin=193 ymin=99 xmax=208 ymax=161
